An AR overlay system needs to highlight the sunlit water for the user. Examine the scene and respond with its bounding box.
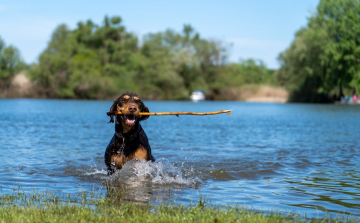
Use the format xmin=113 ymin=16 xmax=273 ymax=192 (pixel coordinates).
xmin=1 ymin=99 xmax=360 ymax=217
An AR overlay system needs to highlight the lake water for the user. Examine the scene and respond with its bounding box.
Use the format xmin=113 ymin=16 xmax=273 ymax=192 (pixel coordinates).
xmin=1 ymin=99 xmax=360 ymax=217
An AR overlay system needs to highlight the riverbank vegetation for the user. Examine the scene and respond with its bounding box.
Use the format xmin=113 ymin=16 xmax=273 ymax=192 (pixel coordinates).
xmin=277 ymin=0 xmax=360 ymax=102
xmin=26 ymin=19 xmax=278 ymax=100
xmin=0 ymin=190 xmax=357 ymax=222
xmin=0 ymin=0 xmax=359 ymax=102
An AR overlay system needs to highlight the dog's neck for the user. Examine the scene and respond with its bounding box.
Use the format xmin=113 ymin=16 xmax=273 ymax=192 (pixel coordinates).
xmin=114 ymin=123 xmax=141 ymax=147
xmin=121 ymin=122 xmax=133 ymax=133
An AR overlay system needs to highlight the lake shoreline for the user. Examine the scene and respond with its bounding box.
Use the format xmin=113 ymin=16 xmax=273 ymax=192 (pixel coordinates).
xmin=1 ymin=73 xmax=289 ymax=102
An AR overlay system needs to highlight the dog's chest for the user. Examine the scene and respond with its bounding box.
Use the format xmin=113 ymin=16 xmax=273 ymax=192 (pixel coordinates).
xmin=109 ymin=137 xmax=149 ymax=169
xmin=110 ymin=146 xmax=148 ymax=169
xmin=110 ymin=154 xmax=127 ymax=168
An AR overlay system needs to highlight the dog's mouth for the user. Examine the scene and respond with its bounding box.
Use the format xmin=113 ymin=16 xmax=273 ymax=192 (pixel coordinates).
xmin=122 ymin=114 xmax=137 ymax=125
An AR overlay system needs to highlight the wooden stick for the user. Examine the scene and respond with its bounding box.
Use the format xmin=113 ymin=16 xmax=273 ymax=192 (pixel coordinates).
xmin=107 ymin=109 xmax=232 ymax=116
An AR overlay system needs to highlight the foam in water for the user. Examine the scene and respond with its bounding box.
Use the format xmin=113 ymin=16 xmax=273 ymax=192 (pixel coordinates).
xmin=107 ymin=157 xmax=201 ymax=187
xmin=85 ymin=160 xmax=108 ymax=176
xmin=85 ymin=168 xmax=107 ymax=176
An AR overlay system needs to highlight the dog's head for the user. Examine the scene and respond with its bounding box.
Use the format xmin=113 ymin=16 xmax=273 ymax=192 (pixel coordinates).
xmin=108 ymin=92 xmax=149 ymax=131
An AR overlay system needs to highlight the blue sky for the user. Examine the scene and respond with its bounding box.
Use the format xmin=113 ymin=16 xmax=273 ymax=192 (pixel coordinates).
xmin=0 ymin=0 xmax=318 ymax=69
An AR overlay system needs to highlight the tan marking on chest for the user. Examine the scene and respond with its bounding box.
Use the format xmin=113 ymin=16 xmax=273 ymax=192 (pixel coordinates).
xmin=110 ymin=146 xmax=149 ymax=169
xmin=132 ymin=147 xmax=149 ymax=160
xmin=110 ymin=154 xmax=127 ymax=169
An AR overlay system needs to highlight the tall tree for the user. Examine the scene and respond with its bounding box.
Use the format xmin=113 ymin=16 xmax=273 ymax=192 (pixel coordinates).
xmin=140 ymin=25 xmax=228 ymax=99
xmin=277 ymin=0 xmax=360 ymax=102
xmin=30 ymin=16 xmax=139 ymax=99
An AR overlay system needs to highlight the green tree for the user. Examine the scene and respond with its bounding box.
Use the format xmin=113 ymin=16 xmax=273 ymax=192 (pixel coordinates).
xmin=315 ymin=0 xmax=360 ymax=96
xmin=277 ymin=0 xmax=360 ymax=102
xmin=140 ymin=25 xmax=228 ymax=99
xmin=0 ymin=37 xmax=25 ymax=88
xmin=30 ymin=17 xmax=139 ymax=99
xmin=30 ymin=16 xmax=272 ymax=100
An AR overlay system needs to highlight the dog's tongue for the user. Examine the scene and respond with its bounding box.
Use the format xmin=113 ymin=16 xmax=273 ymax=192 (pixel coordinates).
xmin=126 ymin=119 xmax=135 ymax=124
xmin=125 ymin=115 xmax=136 ymax=124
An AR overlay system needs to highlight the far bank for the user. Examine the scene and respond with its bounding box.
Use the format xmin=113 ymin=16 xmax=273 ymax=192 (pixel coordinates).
xmin=1 ymin=73 xmax=288 ymax=103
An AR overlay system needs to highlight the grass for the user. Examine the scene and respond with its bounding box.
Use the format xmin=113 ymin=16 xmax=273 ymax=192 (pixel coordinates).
xmin=0 ymin=189 xmax=358 ymax=223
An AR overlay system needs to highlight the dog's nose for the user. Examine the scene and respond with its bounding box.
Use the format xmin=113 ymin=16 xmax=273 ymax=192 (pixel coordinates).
xmin=129 ymin=105 xmax=137 ymax=112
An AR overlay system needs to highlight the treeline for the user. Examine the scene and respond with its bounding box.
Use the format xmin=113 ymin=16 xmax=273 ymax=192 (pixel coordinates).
xmin=1 ymin=0 xmax=359 ymax=102
xmin=0 ymin=17 xmax=276 ymax=100
xmin=26 ymin=17 xmax=275 ymax=100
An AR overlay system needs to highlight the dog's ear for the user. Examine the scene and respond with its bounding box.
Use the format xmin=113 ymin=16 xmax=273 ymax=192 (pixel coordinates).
xmin=108 ymin=102 xmax=117 ymax=123
xmin=140 ymin=103 xmax=150 ymax=121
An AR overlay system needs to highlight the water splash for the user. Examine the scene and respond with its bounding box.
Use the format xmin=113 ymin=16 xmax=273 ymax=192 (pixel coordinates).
xmin=107 ymin=158 xmax=201 ymax=187
xmin=85 ymin=168 xmax=107 ymax=176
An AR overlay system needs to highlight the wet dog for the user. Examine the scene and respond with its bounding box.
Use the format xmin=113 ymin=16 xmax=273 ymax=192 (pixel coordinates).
xmin=105 ymin=93 xmax=155 ymax=175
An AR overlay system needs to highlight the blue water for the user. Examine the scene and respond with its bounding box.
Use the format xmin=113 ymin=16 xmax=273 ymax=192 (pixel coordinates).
xmin=1 ymin=99 xmax=360 ymax=218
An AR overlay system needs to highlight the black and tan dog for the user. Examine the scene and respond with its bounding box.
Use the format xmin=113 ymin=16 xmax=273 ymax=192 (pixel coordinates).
xmin=105 ymin=92 xmax=155 ymax=175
